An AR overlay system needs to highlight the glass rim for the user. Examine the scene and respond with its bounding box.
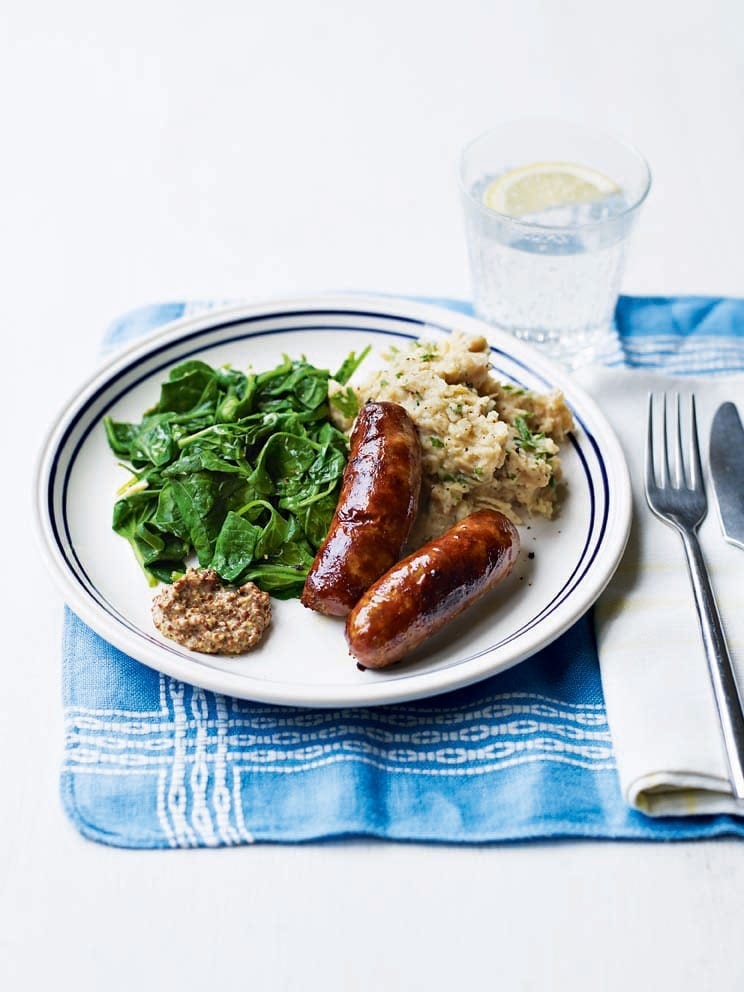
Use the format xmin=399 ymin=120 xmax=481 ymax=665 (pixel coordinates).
xmin=458 ymin=118 xmax=652 ymax=234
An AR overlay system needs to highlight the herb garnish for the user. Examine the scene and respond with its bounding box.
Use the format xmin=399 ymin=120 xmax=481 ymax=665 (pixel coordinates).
xmin=514 ymin=415 xmax=546 ymax=453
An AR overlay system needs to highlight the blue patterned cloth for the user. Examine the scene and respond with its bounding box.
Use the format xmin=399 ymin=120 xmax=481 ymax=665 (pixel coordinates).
xmin=62 ymin=296 xmax=744 ymax=847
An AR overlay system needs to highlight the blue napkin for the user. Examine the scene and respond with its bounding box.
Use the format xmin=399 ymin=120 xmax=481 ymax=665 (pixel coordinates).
xmin=62 ymin=296 xmax=744 ymax=847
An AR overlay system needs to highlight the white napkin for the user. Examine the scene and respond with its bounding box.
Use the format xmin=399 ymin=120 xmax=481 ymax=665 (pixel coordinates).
xmin=573 ymin=367 xmax=744 ymax=816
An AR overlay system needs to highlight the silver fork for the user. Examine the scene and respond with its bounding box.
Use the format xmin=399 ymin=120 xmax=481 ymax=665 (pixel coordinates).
xmin=645 ymin=393 xmax=744 ymax=799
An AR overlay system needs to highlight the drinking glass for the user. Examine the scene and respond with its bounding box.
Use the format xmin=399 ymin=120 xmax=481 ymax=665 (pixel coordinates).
xmin=459 ymin=119 xmax=651 ymax=367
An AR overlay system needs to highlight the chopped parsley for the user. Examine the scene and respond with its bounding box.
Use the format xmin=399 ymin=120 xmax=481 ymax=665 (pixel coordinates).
xmin=514 ymin=415 xmax=545 ymax=453
xmin=439 ymin=472 xmax=470 ymax=485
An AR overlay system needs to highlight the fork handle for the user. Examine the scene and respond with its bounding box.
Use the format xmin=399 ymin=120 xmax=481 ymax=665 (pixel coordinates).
xmin=681 ymin=530 xmax=744 ymax=799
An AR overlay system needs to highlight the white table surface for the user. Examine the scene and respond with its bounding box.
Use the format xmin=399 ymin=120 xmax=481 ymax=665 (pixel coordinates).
xmin=3 ymin=1 xmax=744 ymax=988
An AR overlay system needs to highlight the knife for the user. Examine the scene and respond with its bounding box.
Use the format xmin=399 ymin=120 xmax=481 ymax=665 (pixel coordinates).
xmin=710 ymin=402 xmax=744 ymax=550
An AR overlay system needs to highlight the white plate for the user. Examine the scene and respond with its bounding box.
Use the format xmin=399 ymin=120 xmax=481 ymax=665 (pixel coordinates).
xmin=35 ymin=295 xmax=631 ymax=707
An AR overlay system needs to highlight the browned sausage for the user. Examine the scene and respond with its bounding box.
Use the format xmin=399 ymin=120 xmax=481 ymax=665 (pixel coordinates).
xmin=301 ymin=401 xmax=422 ymax=616
xmin=345 ymin=509 xmax=520 ymax=667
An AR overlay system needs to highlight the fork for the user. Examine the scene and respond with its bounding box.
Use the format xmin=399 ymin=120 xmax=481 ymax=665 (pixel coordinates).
xmin=645 ymin=392 xmax=744 ymax=800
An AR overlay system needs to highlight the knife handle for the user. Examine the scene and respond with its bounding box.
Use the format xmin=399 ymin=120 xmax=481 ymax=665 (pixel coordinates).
xmin=681 ymin=529 xmax=744 ymax=799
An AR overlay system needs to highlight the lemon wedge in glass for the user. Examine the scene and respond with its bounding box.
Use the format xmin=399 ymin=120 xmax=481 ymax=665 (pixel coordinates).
xmin=483 ymin=162 xmax=620 ymax=218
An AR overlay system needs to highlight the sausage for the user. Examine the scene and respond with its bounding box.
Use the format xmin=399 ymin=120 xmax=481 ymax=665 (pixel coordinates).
xmin=345 ymin=509 xmax=520 ymax=668
xmin=301 ymin=401 xmax=422 ymax=616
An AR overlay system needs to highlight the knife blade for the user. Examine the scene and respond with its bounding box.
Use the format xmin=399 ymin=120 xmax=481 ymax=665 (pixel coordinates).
xmin=710 ymin=401 xmax=744 ymax=550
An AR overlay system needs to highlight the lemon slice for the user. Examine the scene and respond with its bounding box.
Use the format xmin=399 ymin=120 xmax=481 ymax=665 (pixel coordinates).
xmin=483 ymin=161 xmax=620 ymax=218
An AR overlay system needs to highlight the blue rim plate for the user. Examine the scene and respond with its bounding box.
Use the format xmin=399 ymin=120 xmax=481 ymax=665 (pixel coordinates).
xmin=34 ymin=295 xmax=631 ymax=707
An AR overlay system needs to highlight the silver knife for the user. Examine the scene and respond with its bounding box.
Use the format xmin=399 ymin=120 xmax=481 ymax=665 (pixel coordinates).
xmin=710 ymin=402 xmax=744 ymax=550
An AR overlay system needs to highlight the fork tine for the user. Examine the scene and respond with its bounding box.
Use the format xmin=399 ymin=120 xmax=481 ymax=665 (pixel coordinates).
xmin=661 ymin=393 xmax=671 ymax=488
xmin=688 ymin=394 xmax=704 ymax=491
xmin=673 ymin=392 xmax=685 ymax=488
xmin=645 ymin=393 xmax=656 ymax=489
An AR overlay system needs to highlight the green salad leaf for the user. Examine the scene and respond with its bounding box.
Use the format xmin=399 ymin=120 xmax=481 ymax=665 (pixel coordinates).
xmin=104 ymin=351 xmax=367 ymax=597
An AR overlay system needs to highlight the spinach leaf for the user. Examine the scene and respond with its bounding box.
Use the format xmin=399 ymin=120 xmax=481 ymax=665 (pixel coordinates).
xmin=241 ymin=563 xmax=308 ymax=599
xmin=169 ymin=474 xmax=224 ymax=566
xmin=334 ymin=345 xmax=371 ymax=385
xmin=329 ymin=386 xmax=359 ymax=419
xmin=153 ymin=483 xmax=190 ymax=541
xmin=211 ymin=512 xmax=262 ymax=583
xmin=157 ymin=361 xmax=216 ymax=414
xmin=112 ymin=492 xmax=186 ymax=586
xmin=298 ymin=489 xmax=340 ymax=549
xmin=216 ymin=372 xmax=257 ymax=422
xmin=251 ymin=501 xmax=295 ymax=559
xmin=315 ymin=420 xmax=348 ymax=451
xmin=131 ymin=419 xmax=176 ymax=466
xmin=164 ymin=442 xmax=250 ymax=478
xmin=308 ymin=443 xmax=346 ymax=487
xmin=262 ymin=433 xmax=319 ymax=489
xmin=104 ymin=417 xmax=138 ymax=458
